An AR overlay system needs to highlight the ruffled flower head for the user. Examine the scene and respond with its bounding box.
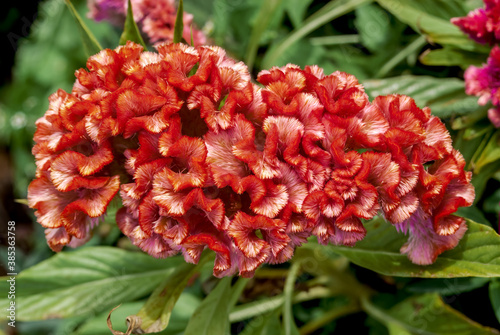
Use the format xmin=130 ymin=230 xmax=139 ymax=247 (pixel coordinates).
xmin=29 ymin=42 xmax=474 ymax=277
xmin=451 ymin=0 xmax=500 ymax=45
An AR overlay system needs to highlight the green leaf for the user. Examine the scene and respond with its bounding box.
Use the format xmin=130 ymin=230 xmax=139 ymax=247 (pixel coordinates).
xmin=64 ymin=0 xmax=102 ymax=56
xmin=0 ymin=247 xmax=184 ymax=321
xmin=128 ymin=254 xmax=208 ymax=333
xmin=119 ymin=0 xmax=147 ymax=48
xmin=184 ymin=277 xmax=232 ymax=335
xmin=230 ymin=296 xmax=285 ymax=323
xmin=283 ymin=262 xmax=301 ymax=335
xmin=298 ymin=300 xmax=361 ymax=335
xmin=454 ymin=116 xmax=491 ymax=135
xmin=406 ymin=277 xmax=490 ymax=295
xmin=363 ymin=293 xmax=500 ymax=334
xmin=183 ymin=0 xmax=214 ymax=28
xmin=74 ymin=301 xmax=144 ymax=335
xmin=264 ymin=37 xmax=328 ymax=70
xmin=490 ymin=279 xmax=500 ymax=324
xmin=374 ymin=35 xmax=427 ymax=78
xmin=375 ymin=0 xmax=456 ymax=33
xmin=229 ymin=277 xmax=250 ymax=309
xmin=394 ymin=0 xmax=469 ymax=20
xmin=173 ymin=0 xmax=184 ymax=43
xmin=363 ymin=75 xmax=480 ymax=118
xmin=420 ymin=47 xmax=486 ymax=69
xmin=245 ymin=0 xmax=283 ymax=70
xmin=484 ymin=188 xmax=500 ymax=214
xmin=354 ymin=3 xmax=391 ymax=53
xmin=239 ymin=309 xmax=283 ymax=335
xmin=262 ymin=0 xmax=372 ymax=69
xmin=229 ymin=285 xmax=337 ymax=324
xmin=285 ymin=0 xmax=314 ymax=28
xmin=474 ymin=131 xmax=500 ymax=172
xmin=327 ymin=217 xmax=500 ymax=277
xmin=74 ymin=293 xmax=201 ymax=335
xmin=471 ymin=159 xmax=500 ymax=202
xmin=455 ymin=206 xmax=492 ymax=227
xmin=375 ymin=0 xmax=489 ymax=52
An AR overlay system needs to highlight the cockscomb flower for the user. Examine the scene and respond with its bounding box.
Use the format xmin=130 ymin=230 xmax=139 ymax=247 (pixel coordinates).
xmin=28 ymin=42 xmax=474 ymax=277
xmin=463 ymin=45 xmax=500 ymax=127
xmin=87 ymin=0 xmax=207 ymax=46
xmin=451 ymin=0 xmax=500 ymax=45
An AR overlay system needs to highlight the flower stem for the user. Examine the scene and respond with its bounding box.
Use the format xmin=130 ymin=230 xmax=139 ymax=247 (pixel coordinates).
xmin=283 ymin=261 xmax=302 ymax=335
xmin=310 ymin=34 xmax=361 ymax=46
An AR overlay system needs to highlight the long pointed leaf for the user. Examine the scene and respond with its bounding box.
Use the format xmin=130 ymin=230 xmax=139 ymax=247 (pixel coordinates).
xmin=64 ymin=0 xmax=102 ymax=56
xmin=119 ymin=0 xmax=147 ymax=48
xmin=184 ymin=277 xmax=233 ymax=335
xmin=173 ymin=0 xmax=184 ymax=43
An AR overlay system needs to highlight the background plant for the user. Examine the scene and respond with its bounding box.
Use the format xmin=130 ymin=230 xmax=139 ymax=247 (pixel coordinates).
xmin=1 ymin=0 xmax=500 ymax=334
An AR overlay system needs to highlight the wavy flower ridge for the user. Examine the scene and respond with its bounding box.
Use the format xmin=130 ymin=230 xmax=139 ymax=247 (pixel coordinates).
xmin=28 ymin=42 xmax=474 ymax=277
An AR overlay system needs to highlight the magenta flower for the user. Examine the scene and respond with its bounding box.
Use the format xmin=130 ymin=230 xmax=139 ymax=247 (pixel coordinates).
xmin=464 ymin=45 xmax=500 ymax=127
xmin=451 ymin=0 xmax=500 ymax=45
xmin=87 ymin=0 xmax=207 ymax=46
xmin=28 ymin=42 xmax=474 ymax=277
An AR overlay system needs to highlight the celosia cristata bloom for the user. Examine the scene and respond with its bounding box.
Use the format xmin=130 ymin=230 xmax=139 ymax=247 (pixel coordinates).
xmin=451 ymin=0 xmax=500 ymax=45
xmin=28 ymin=42 xmax=474 ymax=277
xmin=87 ymin=0 xmax=207 ymax=46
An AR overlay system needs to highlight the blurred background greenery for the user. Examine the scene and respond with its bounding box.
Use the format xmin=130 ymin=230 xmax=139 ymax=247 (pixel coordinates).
xmin=1 ymin=0 xmax=500 ymax=334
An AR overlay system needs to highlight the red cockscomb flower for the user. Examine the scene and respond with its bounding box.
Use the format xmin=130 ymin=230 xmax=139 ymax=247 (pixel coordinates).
xmin=29 ymin=42 xmax=474 ymax=277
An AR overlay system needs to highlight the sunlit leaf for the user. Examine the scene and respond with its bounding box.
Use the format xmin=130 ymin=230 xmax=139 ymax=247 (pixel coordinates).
xmin=363 ymin=75 xmax=480 ymax=118
xmin=375 ymin=0 xmax=488 ymax=52
xmin=326 ymin=217 xmax=500 ymax=277
xmin=0 ymin=247 xmax=183 ymax=320
xmin=363 ymin=293 xmax=500 ymax=334
xmin=420 ymin=47 xmax=485 ymax=69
